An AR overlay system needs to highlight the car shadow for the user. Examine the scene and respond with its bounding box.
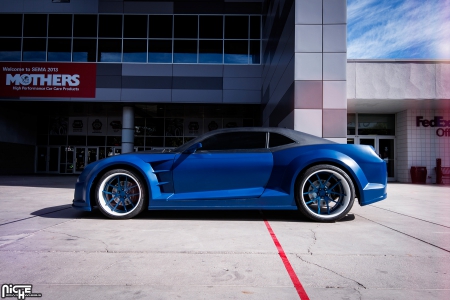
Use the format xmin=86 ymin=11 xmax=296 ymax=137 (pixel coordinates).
xmin=30 ymin=204 xmax=355 ymax=223
xmin=0 ymin=175 xmax=77 ymax=189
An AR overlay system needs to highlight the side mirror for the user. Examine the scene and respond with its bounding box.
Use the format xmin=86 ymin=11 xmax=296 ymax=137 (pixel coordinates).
xmin=184 ymin=142 xmax=202 ymax=154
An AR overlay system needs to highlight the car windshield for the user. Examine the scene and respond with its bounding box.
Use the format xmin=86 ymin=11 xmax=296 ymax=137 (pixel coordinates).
xmin=173 ymin=136 xmax=204 ymax=153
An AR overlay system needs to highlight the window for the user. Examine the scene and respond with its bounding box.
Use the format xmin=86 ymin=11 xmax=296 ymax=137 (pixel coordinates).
xmin=0 ymin=14 xmax=22 ymax=37
xmin=174 ymin=40 xmax=197 ymax=63
xmin=23 ymin=14 xmax=47 ymax=37
xmin=124 ymin=15 xmax=147 ymax=38
xmin=23 ymin=38 xmax=46 ymax=61
xmin=123 ymin=39 xmax=147 ymax=62
xmin=0 ymin=38 xmax=21 ymax=61
xmin=250 ymin=16 xmax=260 ymax=39
xmin=48 ymin=39 xmax=71 ymax=61
xmin=149 ymin=15 xmax=172 ymax=38
xmin=358 ymin=114 xmax=395 ymax=135
xmin=200 ymin=16 xmax=223 ymax=39
xmin=250 ymin=40 xmax=260 ymax=64
xmin=73 ymin=15 xmax=97 ymax=37
xmin=201 ymin=132 xmax=266 ymax=151
xmin=174 ymin=15 xmax=198 ymax=38
xmin=199 ymin=40 xmax=222 ymax=63
xmin=225 ymin=16 xmax=248 ymax=39
xmin=0 ymin=13 xmax=261 ymax=64
xmin=98 ymin=39 xmax=121 ymax=62
xmin=48 ymin=14 xmax=72 ymax=37
xmin=73 ymin=39 xmax=96 ymax=62
xmin=225 ymin=40 xmax=248 ymax=64
xmin=269 ymin=133 xmax=295 ymax=148
xmin=99 ymin=15 xmax=122 ymax=38
xmin=148 ymin=40 xmax=172 ymax=63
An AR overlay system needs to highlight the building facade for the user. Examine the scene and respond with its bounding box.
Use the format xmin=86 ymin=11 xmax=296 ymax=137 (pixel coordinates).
xmin=0 ymin=0 xmax=448 ymax=183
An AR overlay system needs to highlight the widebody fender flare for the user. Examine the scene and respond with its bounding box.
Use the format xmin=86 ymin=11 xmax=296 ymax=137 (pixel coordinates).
xmin=83 ymin=157 xmax=156 ymax=207
xmin=282 ymin=149 xmax=368 ymax=203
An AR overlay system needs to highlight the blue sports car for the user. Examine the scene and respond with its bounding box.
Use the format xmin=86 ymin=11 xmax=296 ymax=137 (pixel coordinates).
xmin=73 ymin=128 xmax=387 ymax=222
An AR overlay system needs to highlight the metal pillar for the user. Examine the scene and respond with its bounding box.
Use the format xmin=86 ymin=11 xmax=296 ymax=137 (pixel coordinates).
xmin=122 ymin=106 xmax=134 ymax=153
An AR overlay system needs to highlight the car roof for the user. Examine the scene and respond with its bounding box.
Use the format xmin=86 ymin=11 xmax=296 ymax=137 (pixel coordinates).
xmin=173 ymin=127 xmax=334 ymax=153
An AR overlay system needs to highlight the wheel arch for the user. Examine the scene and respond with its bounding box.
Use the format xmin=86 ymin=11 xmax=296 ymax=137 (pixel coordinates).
xmin=294 ymin=160 xmax=362 ymax=203
xmin=88 ymin=163 xmax=151 ymax=209
xmin=284 ymin=150 xmax=368 ymax=205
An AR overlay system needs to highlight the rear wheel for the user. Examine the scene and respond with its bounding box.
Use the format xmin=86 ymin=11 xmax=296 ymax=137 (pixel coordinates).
xmin=295 ymin=164 xmax=355 ymax=222
xmin=96 ymin=169 xmax=148 ymax=219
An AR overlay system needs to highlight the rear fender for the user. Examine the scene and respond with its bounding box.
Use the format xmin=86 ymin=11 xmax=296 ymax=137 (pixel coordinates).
xmin=282 ymin=149 xmax=368 ymax=204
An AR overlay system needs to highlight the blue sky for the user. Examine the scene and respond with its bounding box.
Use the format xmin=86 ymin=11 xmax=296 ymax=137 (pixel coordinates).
xmin=347 ymin=0 xmax=450 ymax=59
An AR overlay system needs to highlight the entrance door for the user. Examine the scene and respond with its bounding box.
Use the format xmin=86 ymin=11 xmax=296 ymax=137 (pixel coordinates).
xmin=354 ymin=136 xmax=395 ymax=181
xmin=75 ymin=147 xmax=86 ymax=173
xmin=36 ymin=147 xmax=47 ymax=172
xmin=379 ymin=138 xmax=395 ymax=179
xmin=48 ymin=147 xmax=59 ymax=173
xmin=74 ymin=147 xmax=100 ymax=173
xmin=36 ymin=146 xmax=59 ymax=173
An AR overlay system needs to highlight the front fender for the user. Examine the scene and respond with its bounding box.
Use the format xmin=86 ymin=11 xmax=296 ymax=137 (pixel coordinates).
xmin=83 ymin=157 xmax=154 ymax=208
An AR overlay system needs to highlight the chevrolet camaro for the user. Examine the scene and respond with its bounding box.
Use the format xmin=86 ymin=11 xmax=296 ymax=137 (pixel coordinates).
xmin=73 ymin=127 xmax=387 ymax=222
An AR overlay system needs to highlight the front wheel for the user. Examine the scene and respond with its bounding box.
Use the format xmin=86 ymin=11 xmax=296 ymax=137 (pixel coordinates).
xmin=96 ymin=169 xmax=148 ymax=219
xmin=295 ymin=165 xmax=355 ymax=222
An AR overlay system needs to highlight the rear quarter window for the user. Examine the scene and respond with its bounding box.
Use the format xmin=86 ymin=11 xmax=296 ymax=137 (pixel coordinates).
xmin=269 ymin=132 xmax=295 ymax=148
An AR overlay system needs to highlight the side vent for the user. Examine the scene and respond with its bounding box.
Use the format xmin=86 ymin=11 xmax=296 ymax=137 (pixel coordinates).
xmin=149 ymin=160 xmax=174 ymax=193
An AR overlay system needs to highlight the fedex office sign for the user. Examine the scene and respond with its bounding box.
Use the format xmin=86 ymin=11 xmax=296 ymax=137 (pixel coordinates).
xmin=416 ymin=116 xmax=450 ymax=137
xmin=0 ymin=63 xmax=96 ymax=98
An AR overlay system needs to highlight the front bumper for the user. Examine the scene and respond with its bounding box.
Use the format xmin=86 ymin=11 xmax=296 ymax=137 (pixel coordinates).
xmin=72 ymin=181 xmax=92 ymax=211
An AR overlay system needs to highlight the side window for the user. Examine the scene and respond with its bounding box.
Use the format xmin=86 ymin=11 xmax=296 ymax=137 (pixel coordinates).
xmin=201 ymin=132 xmax=266 ymax=151
xmin=269 ymin=133 xmax=295 ymax=148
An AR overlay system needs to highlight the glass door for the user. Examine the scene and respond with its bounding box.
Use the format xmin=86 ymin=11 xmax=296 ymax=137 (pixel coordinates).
xmin=74 ymin=147 xmax=100 ymax=174
xmin=379 ymin=138 xmax=395 ymax=179
xmin=36 ymin=147 xmax=47 ymax=172
xmin=75 ymin=147 xmax=86 ymax=173
xmin=354 ymin=136 xmax=395 ymax=181
xmin=48 ymin=147 xmax=59 ymax=173
xmin=87 ymin=148 xmax=98 ymax=165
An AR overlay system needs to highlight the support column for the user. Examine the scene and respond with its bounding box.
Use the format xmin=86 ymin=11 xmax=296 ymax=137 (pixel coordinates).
xmin=121 ymin=106 xmax=134 ymax=153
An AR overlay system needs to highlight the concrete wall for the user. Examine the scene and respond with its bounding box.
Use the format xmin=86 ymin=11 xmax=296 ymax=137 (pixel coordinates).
xmin=347 ymin=61 xmax=450 ymax=100
xmin=0 ymin=0 xmax=99 ymax=13
xmin=396 ymin=109 xmax=450 ymax=184
xmin=261 ymin=0 xmax=294 ymax=128
xmin=19 ymin=64 xmax=262 ymax=104
xmin=262 ymin=0 xmax=347 ymax=143
xmin=349 ymin=61 xmax=450 ymax=183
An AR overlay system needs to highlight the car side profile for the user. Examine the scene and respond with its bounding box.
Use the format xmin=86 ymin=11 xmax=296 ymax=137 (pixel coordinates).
xmin=72 ymin=127 xmax=387 ymax=222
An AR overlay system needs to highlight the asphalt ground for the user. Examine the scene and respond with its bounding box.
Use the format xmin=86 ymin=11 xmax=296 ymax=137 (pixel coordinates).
xmin=0 ymin=175 xmax=449 ymax=300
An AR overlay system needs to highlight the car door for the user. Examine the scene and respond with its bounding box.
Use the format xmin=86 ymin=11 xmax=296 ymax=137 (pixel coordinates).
xmin=170 ymin=131 xmax=273 ymax=200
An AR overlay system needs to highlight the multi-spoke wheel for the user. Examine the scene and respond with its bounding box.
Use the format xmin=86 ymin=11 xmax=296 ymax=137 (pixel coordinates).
xmin=296 ymin=164 xmax=355 ymax=222
xmin=96 ymin=169 xmax=148 ymax=219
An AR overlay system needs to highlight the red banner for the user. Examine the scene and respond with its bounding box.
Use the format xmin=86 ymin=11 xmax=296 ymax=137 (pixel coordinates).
xmin=0 ymin=62 xmax=96 ymax=98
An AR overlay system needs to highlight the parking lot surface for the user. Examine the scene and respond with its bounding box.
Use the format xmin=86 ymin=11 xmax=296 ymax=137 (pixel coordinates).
xmin=0 ymin=175 xmax=449 ymax=300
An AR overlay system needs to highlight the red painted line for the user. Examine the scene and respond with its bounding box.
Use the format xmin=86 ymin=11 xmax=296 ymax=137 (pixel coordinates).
xmin=263 ymin=217 xmax=310 ymax=300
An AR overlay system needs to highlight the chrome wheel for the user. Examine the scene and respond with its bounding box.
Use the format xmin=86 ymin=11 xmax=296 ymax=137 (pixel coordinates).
xmin=296 ymin=165 xmax=355 ymax=222
xmin=96 ymin=169 xmax=147 ymax=219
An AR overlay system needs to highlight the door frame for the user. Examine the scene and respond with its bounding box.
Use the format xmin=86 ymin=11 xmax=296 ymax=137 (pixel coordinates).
xmin=349 ymin=135 xmax=396 ymax=181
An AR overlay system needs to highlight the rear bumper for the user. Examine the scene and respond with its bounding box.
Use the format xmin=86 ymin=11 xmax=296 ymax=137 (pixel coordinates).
xmin=360 ymin=183 xmax=387 ymax=206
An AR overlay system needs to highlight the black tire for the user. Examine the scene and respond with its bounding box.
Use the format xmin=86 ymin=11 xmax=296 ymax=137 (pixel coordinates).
xmin=96 ymin=169 xmax=148 ymax=219
xmin=295 ymin=164 xmax=355 ymax=222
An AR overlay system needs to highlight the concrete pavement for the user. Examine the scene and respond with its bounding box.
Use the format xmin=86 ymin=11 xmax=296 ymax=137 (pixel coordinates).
xmin=0 ymin=176 xmax=449 ymax=299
